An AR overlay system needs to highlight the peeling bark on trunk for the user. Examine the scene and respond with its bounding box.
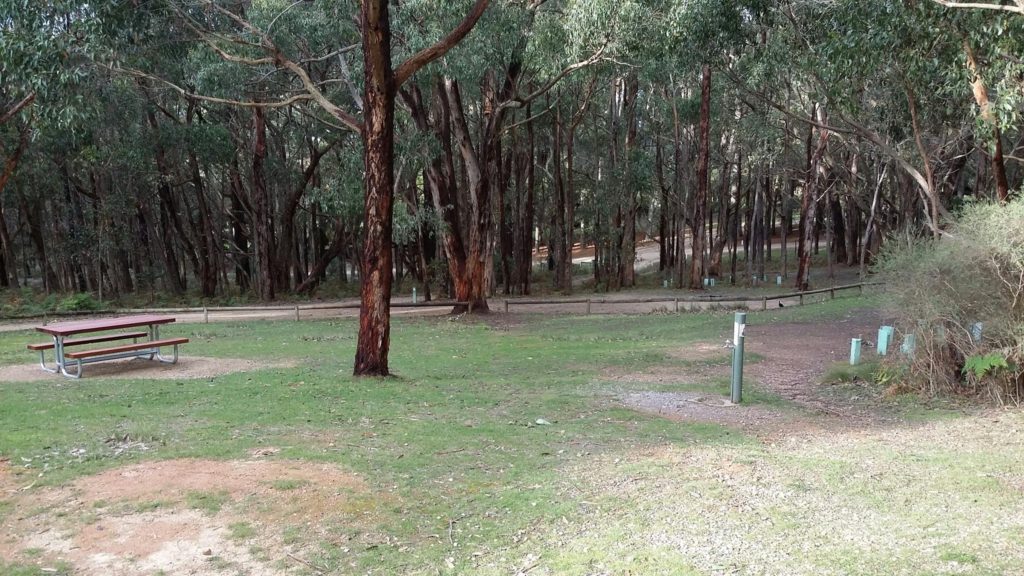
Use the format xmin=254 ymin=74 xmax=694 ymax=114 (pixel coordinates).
xmin=354 ymin=0 xmax=397 ymax=376
xmin=964 ymin=39 xmax=1010 ymax=203
xmin=689 ymin=65 xmax=712 ymax=289
xmin=796 ymin=105 xmax=830 ymax=291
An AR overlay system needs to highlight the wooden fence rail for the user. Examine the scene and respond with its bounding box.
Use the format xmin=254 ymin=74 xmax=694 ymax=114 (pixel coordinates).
xmin=9 ymin=283 xmax=879 ymax=323
xmin=503 ymin=282 xmax=879 ymax=313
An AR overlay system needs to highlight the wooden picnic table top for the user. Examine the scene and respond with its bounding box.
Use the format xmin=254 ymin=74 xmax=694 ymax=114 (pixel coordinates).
xmin=35 ymin=314 xmax=176 ymax=337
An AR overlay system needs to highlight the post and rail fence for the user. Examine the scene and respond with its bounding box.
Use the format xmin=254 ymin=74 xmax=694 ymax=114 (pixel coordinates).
xmin=4 ymin=282 xmax=879 ymax=325
xmin=502 ymin=282 xmax=879 ymax=314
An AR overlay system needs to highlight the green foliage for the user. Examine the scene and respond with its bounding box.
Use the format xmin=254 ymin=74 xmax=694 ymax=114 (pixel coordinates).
xmin=57 ymin=293 xmax=99 ymax=312
xmin=876 ymin=198 xmax=1024 ymax=402
xmin=963 ymin=353 xmax=1010 ymax=379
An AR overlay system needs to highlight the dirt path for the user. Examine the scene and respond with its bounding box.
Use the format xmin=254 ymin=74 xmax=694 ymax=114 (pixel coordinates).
xmin=618 ymin=310 xmax=899 ymax=437
xmin=745 ymin=314 xmax=885 ymax=424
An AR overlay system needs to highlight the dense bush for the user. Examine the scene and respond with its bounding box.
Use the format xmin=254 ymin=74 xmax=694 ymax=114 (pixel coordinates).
xmin=876 ymin=198 xmax=1024 ymax=404
xmin=57 ymin=293 xmax=100 ymax=312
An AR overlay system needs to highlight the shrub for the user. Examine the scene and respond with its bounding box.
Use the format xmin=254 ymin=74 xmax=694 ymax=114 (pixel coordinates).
xmin=58 ymin=292 xmax=100 ymax=312
xmin=875 ymin=197 xmax=1024 ymax=404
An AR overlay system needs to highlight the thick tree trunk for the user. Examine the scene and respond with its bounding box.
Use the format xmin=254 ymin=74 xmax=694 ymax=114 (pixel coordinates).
xmin=964 ymin=39 xmax=1010 ymax=203
xmin=18 ymin=191 xmax=59 ymax=292
xmin=354 ymin=0 xmax=397 ymax=376
xmin=689 ymin=65 xmax=711 ymax=289
xmin=670 ymin=93 xmax=688 ymax=288
xmin=296 ymin=218 xmax=346 ymax=294
xmin=0 ymin=121 xmax=31 ymax=287
xmin=621 ymin=74 xmax=639 ymax=288
xmin=521 ymin=102 xmax=536 ymax=295
xmin=830 ymin=191 xmax=847 ymax=265
xmin=251 ymin=107 xmax=275 ymax=301
xmin=229 ymin=159 xmax=251 ymax=291
xmin=277 ymin=139 xmax=335 ymax=291
xmin=796 ymin=105 xmax=831 ymax=291
xmin=553 ymin=102 xmax=568 ymax=290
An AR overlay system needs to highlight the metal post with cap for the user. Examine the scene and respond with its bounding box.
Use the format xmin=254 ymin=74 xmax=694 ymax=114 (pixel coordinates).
xmin=731 ymin=312 xmax=747 ymax=404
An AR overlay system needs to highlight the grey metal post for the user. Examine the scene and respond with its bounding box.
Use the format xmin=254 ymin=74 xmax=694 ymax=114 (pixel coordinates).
xmin=203 ymin=307 xmax=208 ymax=324
xmin=731 ymin=312 xmax=746 ymax=404
xmin=586 ymin=299 xmax=592 ymax=314
xmin=294 ymin=304 xmax=300 ymax=321
xmin=413 ymin=287 xmax=418 ymax=304
xmin=505 ymin=300 xmax=509 ymax=313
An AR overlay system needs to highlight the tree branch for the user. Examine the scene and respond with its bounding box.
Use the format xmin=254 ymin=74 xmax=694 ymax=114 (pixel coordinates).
xmin=172 ymin=2 xmax=363 ymax=134
xmin=931 ymin=0 xmax=1024 ymax=15
xmin=0 ymin=92 xmax=36 ymax=126
xmin=112 ymin=65 xmax=314 ymax=110
xmin=498 ymin=44 xmax=607 ymax=112
xmin=394 ymin=0 xmax=491 ymax=88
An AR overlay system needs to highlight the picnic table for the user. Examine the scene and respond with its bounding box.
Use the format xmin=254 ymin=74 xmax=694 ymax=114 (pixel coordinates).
xmin=29 ymin=314 xmax=189 ymax=379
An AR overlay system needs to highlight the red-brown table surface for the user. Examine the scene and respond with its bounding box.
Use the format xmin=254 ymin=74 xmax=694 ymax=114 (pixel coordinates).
xmin=35 ymin=315 xmax=176 ymax=337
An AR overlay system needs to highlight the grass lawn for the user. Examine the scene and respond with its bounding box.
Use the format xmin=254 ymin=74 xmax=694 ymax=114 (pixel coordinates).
xmin=1 ymin=296 xmax=1022 ymax=575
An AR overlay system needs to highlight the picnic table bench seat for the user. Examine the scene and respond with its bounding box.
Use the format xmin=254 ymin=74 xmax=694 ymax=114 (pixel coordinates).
xmin=63 ymin=337 xmax=190 ymax=360
xmin=30 ymin=314 xmax=186 ymax=378
xmin=26 ymin=331 xmax=150 ymax=351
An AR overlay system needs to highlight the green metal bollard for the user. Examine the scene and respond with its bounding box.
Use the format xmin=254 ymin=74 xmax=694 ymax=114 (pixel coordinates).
xmin=877 ymin=326 xmax=894 ymax=356
xmin=850 ymin=338 xmax=862 ymax=365
xmin=731 ymin=312 xmax=746 ymax=404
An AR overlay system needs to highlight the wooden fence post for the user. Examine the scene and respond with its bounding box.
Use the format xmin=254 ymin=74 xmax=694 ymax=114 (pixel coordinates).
xmin=586 ymin=299 xmax=592 ymax=314
xmin=505 ymin=300 xmax=509 ymax=313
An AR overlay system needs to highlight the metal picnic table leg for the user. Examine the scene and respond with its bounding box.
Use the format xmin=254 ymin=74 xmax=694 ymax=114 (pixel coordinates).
xmin=145 ymin=324 xmax=158 ymax=360
xmin=151 ymin=323 xmax=179 ymax=364
xmin=56 ymin=335 xmax=81 ymax=379
xmin=38 ymin=340 xmax=59 ymax=373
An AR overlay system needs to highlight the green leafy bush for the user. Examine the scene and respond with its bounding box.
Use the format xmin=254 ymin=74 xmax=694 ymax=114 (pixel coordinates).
xmin=58 ymin=293 xmax=100 ymax=312
xmin=962 ymin=352 xmax=1011 ymax=379
xmin=876 ymin=197 xmax=1024 ymax=403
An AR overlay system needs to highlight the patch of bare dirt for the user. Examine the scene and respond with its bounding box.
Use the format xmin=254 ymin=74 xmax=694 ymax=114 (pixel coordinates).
xmin=0 ymin=356 xmax=294 ymax=383
xmin=618 ymin=311 xmax=901 ymax=437
xmin=665 ymin=341 xmax=733 ymax=362
xmin=623 ymin=391 xmax=796 ymax=431
xmin=0 ymin=458 xmax=381 ymax=575
xmin=744 ymin=313 xmax=886 ymax=423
